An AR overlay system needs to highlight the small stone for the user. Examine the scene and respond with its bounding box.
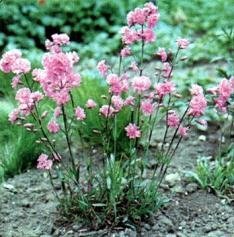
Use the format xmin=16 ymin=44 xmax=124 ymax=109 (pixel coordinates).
xmin=165 ymin=234 xmax=176 ymax=237
xmin=207 ymin=230 xmax=226 ymax=237
xmin=165 ymin=173 xmax=181 ymax=187
xmin=21 ymin=199 xmax=31 ymax=208
xmin=227 ymin=216 xmax=234 ymax=225
xmin=198 ymin=135 xmax=206 ymax=141
xmin=72 ymin=224 xmax=82 ymax=231
xmin=160 ymin=216 xmax=174 ymax=228
xmin=2 ymin=183 xmax=17 ymax=192
xmin=185 ymin=183 xmax=198 ymax=193
xmin=144 ymin=223 xmax=151 ymax=231
xmin=172 ymin=185 xmax=184 ymax=194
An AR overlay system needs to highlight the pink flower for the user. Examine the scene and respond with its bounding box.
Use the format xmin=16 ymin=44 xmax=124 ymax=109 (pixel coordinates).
xmin=8 ymin=108 xmax=20 ymax=123
xmin=97 ymin=60 xmax=109 ymax=76
xmin=0 ymin=49 xmax=22 ymax=73
xmin=47 ymin=120 xmax=60 ymax=133
xmin=130 ymin=62 xmax=139 ymax=71
xmin=35 ymin=48 xmax=81 ymax=105
xmin=155 ymin=81 xmax=175 ymax=98
xmin=99 ymin=105 xmax=115 ymax=118
xmin=106 ymin=73 xmax=128 ymax=95
xmin=176 ymin=38 xmax=190 ymax=49
xmin=125 ymin=123 xmax=141 ymax=139
xmin=11 ymin=75 xmax=21 ymax=89
xmin=121 ymin=27 xmax=139 ymax=45
xmin=51 ymin=33 xmax=70 ymax=46
xmin=120 ymin=47 xmax=131 ymax=57
xmin=127 ymin=8 xmax=146 ymax=26
xmin=124 ymin=96 xmax=135 ymax=106
xmin=178 ymin=126 xmax=188 ymax=137
xmin=157 ymin=48 xmax=167 ymax=62
xmin=112 ymin=95 xmax=124 ymax=111
xmin=141 ymin=28 xmax=155 ymax=43
xmin=218 ymin=79 xmax=232 ymax=99
xmin=11 ymin=58 xmax=31 ymax=74
xmin=167 ymin=111 xmax=180 ymax=127
xmin=37 ymin=154 xmax=53 ymax=170
xmin=75 ymin=106 xmax=86 ymax=121
xmin=141 ymin=100 xmax=154 ymax=116
xmin=190 ymin=84 xmax=203 ymax=96
xmin=54 ymin=106 xmax=62 ymax=118
xmin=214 ymin=79 xmax=234 ymax=112
xmin=86 ymin=99 xmax=97 ymax=109
xmin=188 ymin=93 xmax=207 ymax=117
xmin=132 ymin=76 xmax=151 ymax=93
xmin=162 ymin=62 xmax=172 ymax=78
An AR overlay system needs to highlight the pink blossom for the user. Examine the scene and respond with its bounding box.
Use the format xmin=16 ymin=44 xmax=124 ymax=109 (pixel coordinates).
xmin=121 ymin=27 xmax=139 ymax=45
xmin=112 ymin=95 xmax=124 ymax=111
xmin=51 ymin=33 xmax=70 ymax=46
xmin=54 ymin=106 xmax=62 ymax=118
xmin=47 ymin=120 xmax=60 ymax=133
xmin=188 ymin=93 xmax=207 ymax=117
xmin=218 ymin=79 xmax=232 ymax=99
xmin=0 ymin=49 xmax=22 ymax=73
xmin=97 ymin=60 xmax=109 ymax=76
xmin=215 ymin=96 xmax=227 ymax=112
xmin=130 ymin=62 xmax=139 ymax=71
xmin=37 ymin=154 xmax=53 ymax=170
xmin=75 ymin=106 xmax=86 ymax=121
xmin=99 ymin=105 xmax=115 ymax=118
xmin=157 ymin=48 xmax=167 ymax=62
xmin=106 ymin=73 xmax=128 ymax=95
xmin=127 ymin=8 xmax=146 ymax=26
xmin=162 ymin=62 xmax=172 ymax=78
xmin=176 ymin=38 xmax=190 ymax=49
xmin=178 ymin=126 xmax=188 ymax=137
xmin=11 ymin=58 xmax=31 ymax=74
xmin=146 ymin=13 xmax=159 ymax=28
xmin=141 ymin=28 xmax=155 ymax=43
xmin=190 ymin=84 xmax=204 ymax=96
xmin=120 ymin=47 xmax=131 ymax=57
xmin=11 ymin=75 xmax=21 ymax=89
xmin=125 ymin=123 xmax=141 ymax=139
xmin=8 ymin=108 xmax=20 ymax=123
xmin=155 ymin=81 xmax=175 ymax=98
xmin=141 ymin=100 xmax=154 ymax=116
xmin=167 ymin=111 xmax=180 ymax=127
xmin=35 ymin=48 xmax=81 ymax=105
xmin=124 ymin=96 xmax=135 ymax=106
xmin=132 ymin=76 xmax=151 ymax=93
xmin=86 ymin=99 xmax=97 ymax=109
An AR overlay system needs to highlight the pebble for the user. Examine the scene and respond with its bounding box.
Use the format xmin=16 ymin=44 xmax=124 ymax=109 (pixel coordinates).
xmin=165 ymin=173 xmax=181 ymax=187
xmin=185 ymin=183 xmax=198 ymax=193
xmin=198 ymin=135 xmax=206 ymax=141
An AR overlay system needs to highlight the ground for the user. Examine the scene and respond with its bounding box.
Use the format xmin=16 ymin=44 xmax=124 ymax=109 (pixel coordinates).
xmin=0 ymin=124 xmax=233 ymax=237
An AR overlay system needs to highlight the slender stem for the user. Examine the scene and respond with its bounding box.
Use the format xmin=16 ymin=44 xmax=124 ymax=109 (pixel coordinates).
xmin=161 ymin=95 xmax=171 ymax=151
xmin=61 ymin=105 xmax=78 ymax=182
xmin=165 ymin=105 xmax=189 ymax=157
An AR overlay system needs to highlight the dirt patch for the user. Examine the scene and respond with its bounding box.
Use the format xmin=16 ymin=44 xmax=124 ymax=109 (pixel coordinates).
xmin=0 ymin=125 xmax=233 ymax=237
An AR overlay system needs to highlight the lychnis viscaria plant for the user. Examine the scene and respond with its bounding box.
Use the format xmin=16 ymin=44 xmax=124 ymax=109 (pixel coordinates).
xmin=0 ymin=2 xmax=218 ymax=228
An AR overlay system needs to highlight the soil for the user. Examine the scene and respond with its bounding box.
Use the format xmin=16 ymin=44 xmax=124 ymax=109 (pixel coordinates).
xmin=0 ymin=125 xmax=233 ymax=237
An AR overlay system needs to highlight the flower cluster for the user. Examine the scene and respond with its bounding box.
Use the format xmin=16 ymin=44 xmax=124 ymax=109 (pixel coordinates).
xmin=121 ymin=2 xmax=159 ymax=45
xmin=214 ymin=78 xmax=234 ymax=112
xmin=188 ymin=84 xmax=207 ymax=117
xmin=37 ymin=154 xmax=53 ymax=170
xmin=9 ymin=88 xmax=43 ymax=123
xmin=33 ymin=33 xmax=81 ymax=105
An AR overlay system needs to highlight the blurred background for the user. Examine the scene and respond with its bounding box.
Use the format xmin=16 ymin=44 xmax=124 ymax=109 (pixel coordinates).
xmin=0 ymin=0 xmax=233 ymax=181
